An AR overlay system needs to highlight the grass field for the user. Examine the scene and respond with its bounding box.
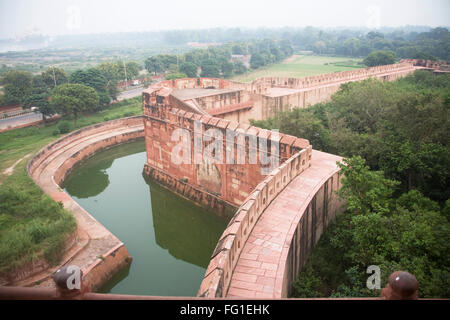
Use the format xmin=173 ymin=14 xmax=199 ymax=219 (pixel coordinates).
xmin=232 ymin=55 xmax=364 ymax=83
xmin=0 ymin=97 xmax=142 ymax=275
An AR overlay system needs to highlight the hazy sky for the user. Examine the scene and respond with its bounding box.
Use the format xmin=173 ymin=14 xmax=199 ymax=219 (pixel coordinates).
xmin=0 ymin=0 xmax=449 ymax=39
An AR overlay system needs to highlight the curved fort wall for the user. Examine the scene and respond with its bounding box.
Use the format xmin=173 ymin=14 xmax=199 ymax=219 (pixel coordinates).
xmin=142 ymin=88 xmax=311 ymax=218
xmin=197 ymin=147 xmax=315 ymax=297
xmin=27 ymin=116 xmax=144 ymax=291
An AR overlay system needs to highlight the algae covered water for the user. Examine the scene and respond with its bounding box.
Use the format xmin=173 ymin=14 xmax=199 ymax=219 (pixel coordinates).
xmin=61 ymin=139 xmax=228 ymax=296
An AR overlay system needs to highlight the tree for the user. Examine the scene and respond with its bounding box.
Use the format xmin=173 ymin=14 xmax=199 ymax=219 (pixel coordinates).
xmin=221 ymin=61 xmax=234 ymax=77
xmin=70 ymin=68 xmax=108 ymax=93
xmin=1 ymin=70 xmax=33 ymax=105
xmin=279 ymin=39 xmax=294 ymax=57
xmin=50 ymin=84 xmax=99 ymax=128
xmin=41 ymin=67 xmax=68 ymax=89
xmin=232 ymin=43 xmax=247 ymax=55
xmin=179 ymin=62 xmax=198 ymax=78
xmin=314 ymin=41 xmax=326 ymax=55
xmin=70 ymin=68 xmax=110 ymax=108
xmin=145 ymin=56 xmax=164 ymax=75
xmin=22 ymin=75 xmax=54 ymax=122
xmin=200 ymin=60 xmax=221 ymax=78
xmin=95 ymin=62 xmax=121 ymax=101
xmin=96 ymin=61 xmax=123 ymax=82
xmin=363 ymin=50 xmax=396 ymax=67
xmin=250 ymin=53 xmax=265 ymax=69
xmin=125 ymin=61 xmax=140 ymax=80
xmin=233 ymin=61 xmax=247 ymax=75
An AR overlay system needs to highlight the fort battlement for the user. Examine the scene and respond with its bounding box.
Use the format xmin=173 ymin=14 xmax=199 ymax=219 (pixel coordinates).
xmin=143 ymin=61 xmax=420 ymax=124
xmin=142 ymin=88 xmax=311 ymax=218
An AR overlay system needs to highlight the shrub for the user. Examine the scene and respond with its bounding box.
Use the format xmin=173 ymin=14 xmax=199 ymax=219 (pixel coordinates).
xmin=58 ymin=121 xmax=71 ymax=134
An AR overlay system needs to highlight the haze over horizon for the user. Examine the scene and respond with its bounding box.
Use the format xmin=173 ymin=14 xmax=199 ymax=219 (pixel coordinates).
xmin=0 ymin=0 xmax=449 ymax=40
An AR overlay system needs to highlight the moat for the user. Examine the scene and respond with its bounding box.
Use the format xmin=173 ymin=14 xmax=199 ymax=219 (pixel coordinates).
xmin=61 ymin=139 xmax=228 ymax=296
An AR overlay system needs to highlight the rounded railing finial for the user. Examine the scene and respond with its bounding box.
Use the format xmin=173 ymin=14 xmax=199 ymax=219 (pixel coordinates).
xmin=52 ymin=265 xmax=87 ymax=298
xmin=381 ymin=271 xmax=419 ymax=300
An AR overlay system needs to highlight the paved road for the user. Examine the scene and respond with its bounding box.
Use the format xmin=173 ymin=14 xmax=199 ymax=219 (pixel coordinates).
xmin=0 ymin=112 xmax=43 ymax=130
xmin=0 ymin=87 xmax=145 ymax=131
xmin=117 ymin=86 xmax=144 ymax=101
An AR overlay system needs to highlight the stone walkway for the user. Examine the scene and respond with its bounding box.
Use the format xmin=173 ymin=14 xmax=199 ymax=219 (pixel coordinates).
xmin=226 ymin=150 xmax=342 ymax=298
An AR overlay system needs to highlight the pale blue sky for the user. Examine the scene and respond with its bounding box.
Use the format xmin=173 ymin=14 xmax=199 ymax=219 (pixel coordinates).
xmin=0 ymin=0 xmax=449 ymax=39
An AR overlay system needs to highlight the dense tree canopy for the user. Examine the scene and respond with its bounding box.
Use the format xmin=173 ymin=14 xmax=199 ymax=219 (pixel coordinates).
xmin=1 ymin=70 xmax=33 ymax=105
xmin=363 ymin=50 xmax=397 ymax=66
xmin=252 ymin=71 xmax=450 ymax=298
xmin=41 ymin=67 xmax=68 ymax=89
xmin=21 ymin=75 xmax=54 ymax=121
xmin=179 ymin=62 xmax=198 ymax=78
xmin=144 ymin=39 xmax=294 ymax=78
xmin=50 ymin=83 xmax=99 ymax=127
xmin=70 ymin=68 xmax=110 ymax=108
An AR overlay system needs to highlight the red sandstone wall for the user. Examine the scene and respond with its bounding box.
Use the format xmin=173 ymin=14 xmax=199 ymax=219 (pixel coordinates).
xmin=280 ymin=170 xmax=345 ymax=297
xmin=142 ymin=90 xmax=310 ymax=213
xmin=250 ymin=62 xmax=417 ymax=120
xmin=28 ymin=116 xmax=144 ymax=177
xmin=197 ymin=146 xmax=313 ymax=297
xmin=401 ymin=58 xmax=450 ymax=70
xmin=27 ymin=117 xmax=143 ymax=291
xmin=177 ymin=62 xmax=418 ymax=124
xmin=149 ymin=77 xmax=232 ymax=90
xmin=256 ymin=62 xmax=414 ymax=90
xmin=194 ymin=90 xmax=247 ymax=111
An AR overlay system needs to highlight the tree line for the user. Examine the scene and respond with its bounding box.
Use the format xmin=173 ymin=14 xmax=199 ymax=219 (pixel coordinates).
xmin=144 ymin=39 xmax=294 ymax=79
xmin=160 ymin=26 xmax=449 ymax=61
xmin=251 ymin=70 xmax=450 ymax=298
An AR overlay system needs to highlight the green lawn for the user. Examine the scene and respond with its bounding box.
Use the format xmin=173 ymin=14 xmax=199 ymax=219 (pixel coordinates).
xmin=232 ymin=55 xmax=364 ymax=83
xmin=0 ymin=96 xmax=142 ymax=276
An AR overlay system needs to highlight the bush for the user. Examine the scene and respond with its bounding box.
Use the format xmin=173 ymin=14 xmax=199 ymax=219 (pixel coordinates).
xmin=165 ymin=72 xmax=187 ymax=80
xmin=123 ymin=112 xmax=134 ymax=117
xmin=58 ymin=121 xmax=71 ymax=134
xmin=0 ymin=186 xmax=76 ymax=273
xmin=52 ymin=129 xmax=60 ymax=136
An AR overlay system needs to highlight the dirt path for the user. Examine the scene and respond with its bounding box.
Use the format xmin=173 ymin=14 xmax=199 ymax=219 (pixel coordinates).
xmin=3 ymin=153 xmax=32 ymax=176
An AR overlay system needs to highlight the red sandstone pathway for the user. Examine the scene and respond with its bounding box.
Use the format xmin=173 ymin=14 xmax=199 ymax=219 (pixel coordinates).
xmin=226 ymin=150 xmax=342 ymax=298
xmin=265 ymin=65 xmax=418 ymax=97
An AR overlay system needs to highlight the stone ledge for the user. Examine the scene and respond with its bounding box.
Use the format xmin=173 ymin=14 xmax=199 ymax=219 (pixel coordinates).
xmin=25 ymin=117 xmax=143 ymax=291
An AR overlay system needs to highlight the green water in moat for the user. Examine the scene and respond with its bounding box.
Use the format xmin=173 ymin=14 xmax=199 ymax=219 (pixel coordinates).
xmin=61 ymin=139 xmax=228 ymax=296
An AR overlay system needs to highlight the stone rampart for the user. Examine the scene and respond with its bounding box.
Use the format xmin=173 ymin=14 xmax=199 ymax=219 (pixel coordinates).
xmin=197 ymin=146 xmax=313 ymax=297
xmin=27 ymin=116 xmax=144 ymax=291
xmin=142 ymin=89 xmax=310 ymax=217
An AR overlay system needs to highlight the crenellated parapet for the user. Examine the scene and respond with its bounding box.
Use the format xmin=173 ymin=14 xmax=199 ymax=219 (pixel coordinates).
xmin=197 ymin=146 xmax=313 ymax=297
xmin=142 ymin=88 xmax=311 ymax=217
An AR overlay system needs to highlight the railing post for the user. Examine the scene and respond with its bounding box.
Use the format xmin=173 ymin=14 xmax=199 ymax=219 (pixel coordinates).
xmin=52 ymin=265 xmax=90 ymax=300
